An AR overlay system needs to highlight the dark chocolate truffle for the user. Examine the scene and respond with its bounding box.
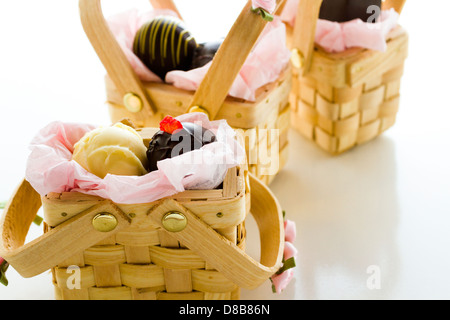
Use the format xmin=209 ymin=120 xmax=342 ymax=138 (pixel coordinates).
xmin=319 ymin=0 xmax=382 ymax=23
xmin=133 ymin=16 xmax=198 ymax=80
xmin=146 ymin=117 xmax=216 ymax=172
xmin=191 ymin=39 xmax=224 ymax=69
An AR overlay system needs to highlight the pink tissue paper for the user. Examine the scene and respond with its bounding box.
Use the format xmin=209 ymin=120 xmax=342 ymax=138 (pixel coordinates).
xmin=25 ymin=113 xmax=246 ymax=204
xmin=280 ymin=0 xmax=399 ymax=53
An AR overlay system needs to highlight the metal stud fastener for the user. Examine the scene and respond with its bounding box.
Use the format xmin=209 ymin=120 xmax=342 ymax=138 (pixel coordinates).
xmin=188 ymin=105 xmax=209 ymax=118
xmin=123 ymin=93 xmax=143 ymax=113
xmin=290 ymin=48 xmax=305 ymax=69
xmin=162 ymin=212 xmax=187 ymax=233
xmin=92 ymin=213 xmax=118 ymax=232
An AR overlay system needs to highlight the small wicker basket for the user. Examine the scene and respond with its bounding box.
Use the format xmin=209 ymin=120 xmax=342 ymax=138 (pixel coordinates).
xmin=287 ymin=0 xmax=408 ymax=154
xmin=0 ymin=128 xmax=284 ymax=300
xmin=80 ymin=0 xmax=292 ymax=184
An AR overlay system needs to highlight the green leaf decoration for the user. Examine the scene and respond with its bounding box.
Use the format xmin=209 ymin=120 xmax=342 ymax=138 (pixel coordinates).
xmin=0 ymin=260 xmax=9 ymax=286
xmin=271 ymin=281 xmax=276 ymax=293
xmin=276 ymin=257 xmax=296 ymax=275
xmin=33 ymin=215 xmax=43 ymax=226
xmin=251 ymin=7 xmax=274 ymax=22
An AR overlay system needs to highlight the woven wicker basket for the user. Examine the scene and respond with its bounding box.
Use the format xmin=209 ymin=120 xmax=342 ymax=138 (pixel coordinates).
xmin=80 ymin=0 xmax=292 ymax=185
xmin=287 ymin=0 xmax=408 ymax=154
xmin=0 ymin=127 xmax=284 ymax=300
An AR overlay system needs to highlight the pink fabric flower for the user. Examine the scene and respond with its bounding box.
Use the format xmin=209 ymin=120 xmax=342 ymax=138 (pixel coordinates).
xmin=271 ymin=269 xmax=294 ymax=294
xmin=284 ymin=240 xmax=298 ymax=260
xmin=271 ymin=219 xmax=298 ymax=293
xmin=252 ymin=0 xmax=276 ymax=14
xmin=284 ymin=219 xmax=297 ymax=243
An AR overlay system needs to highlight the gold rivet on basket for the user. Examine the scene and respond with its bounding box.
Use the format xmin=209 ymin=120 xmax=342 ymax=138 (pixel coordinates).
xmin=123 ymin=93 xmax=143 ymax=113
xmin=290 ymin=48 xmax=304 ymax=69
xmin=162 ymin=212 xmax=187 ymax=233
xmin=92 ymin=213 xmax=118 ymax=232
xmin=188 ymin=105 xmax=209 ymax=117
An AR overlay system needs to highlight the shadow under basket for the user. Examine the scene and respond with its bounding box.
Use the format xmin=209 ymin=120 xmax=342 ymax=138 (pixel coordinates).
xmin=290 ymin=27 xmax=409 ymax=154
xmin=0 ymin=128 xmax=284 ymax=300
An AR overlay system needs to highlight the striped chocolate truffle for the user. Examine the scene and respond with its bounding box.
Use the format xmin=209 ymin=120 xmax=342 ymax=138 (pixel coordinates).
xmin=133 ymin=16 xmax=198 ymax=80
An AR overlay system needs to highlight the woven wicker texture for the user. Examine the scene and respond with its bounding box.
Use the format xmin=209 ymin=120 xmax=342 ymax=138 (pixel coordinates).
xmin=290 ymin=29 xmax=408 ymax=154
xmin=52 ymin=222 xmax=246 ymax=300
xmin=46 ymin=164 xmax=249 ymax=300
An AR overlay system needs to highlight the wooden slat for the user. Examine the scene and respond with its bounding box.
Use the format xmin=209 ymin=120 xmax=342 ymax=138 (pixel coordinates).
xmin=0 ymin=194 xmax=131 ymax=278
xmin=148 ymin=173 xmax=283 ymax=290
xmin=187 ymin=0 xmax=284 ymax=119
xmin=291 ymin=0 xmax=323 ymax=75
xmin=79 ymin=0 xmax=156 ymax=118
xmin=348 ymin=32 xmax=409 ymax=87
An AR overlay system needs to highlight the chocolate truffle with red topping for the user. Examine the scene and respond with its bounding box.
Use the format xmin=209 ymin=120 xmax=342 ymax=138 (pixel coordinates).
xmin=146 ymin=116 xmax=216 ymax=172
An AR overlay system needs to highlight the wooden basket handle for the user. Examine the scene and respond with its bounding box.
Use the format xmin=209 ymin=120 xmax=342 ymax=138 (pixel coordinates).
xmin=290 ymin=0 xmax=407 ymax=76
xmin=382 ymin=0 xmax=407 ymax=14
xmin=187 ymin=0 xmax=286 ymax=119
xmin=290 ymin=0 xmax=323 ymax=76
xmin=0 ymin=179 xmax=131 ymax=278
xmin=148 ymin=172 xmax=285 ymax=290
xmin=79 ymin=0 xmax=158 ymax=120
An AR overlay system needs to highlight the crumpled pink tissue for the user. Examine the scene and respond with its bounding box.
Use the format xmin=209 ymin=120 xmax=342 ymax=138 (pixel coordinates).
xmin=107 ymin=9 xmax=291 ymax=102
xmin=316 ymin=9 xmax=399 ymax=52
xmin=280 ymin=0 xmax=399 ymax=53
xmin=25 ymin=113 xmax=246 ymax=204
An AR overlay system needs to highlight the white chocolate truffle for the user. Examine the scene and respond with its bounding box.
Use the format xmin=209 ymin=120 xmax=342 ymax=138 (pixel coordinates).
xmin=72 ymin=123 xmax=148 ymax=178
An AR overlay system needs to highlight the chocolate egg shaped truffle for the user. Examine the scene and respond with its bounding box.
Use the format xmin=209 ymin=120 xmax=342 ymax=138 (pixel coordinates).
xmin=319 ymin=0 xmax=381 ymax=23
xmin=146 ymin=116 xmax=216 ymax=172
xmin=133 ymin=16 xmax=198 ymax=80
xmin=191 ymin=39 xmax=224 ymax=69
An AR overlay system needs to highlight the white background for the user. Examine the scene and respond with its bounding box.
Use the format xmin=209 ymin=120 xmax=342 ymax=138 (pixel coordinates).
xmin=0 ymin=0 xmax=449 ymax=300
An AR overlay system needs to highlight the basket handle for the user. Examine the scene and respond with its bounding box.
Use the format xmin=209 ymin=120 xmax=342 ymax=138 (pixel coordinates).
xmin=79 ymin=0 xmax=158 ymax=119
xmin=290 ymin=0 xmax=323 ymax=76
xmin=186 ymin=0 xmax=285 ymax=119
xmin=382 ymin=0 xmax=407 ymax=14
xmin=148 ymin=173 xmax=285 ymax=290
xmin=0 ymin=179 xmax=131 ymax=278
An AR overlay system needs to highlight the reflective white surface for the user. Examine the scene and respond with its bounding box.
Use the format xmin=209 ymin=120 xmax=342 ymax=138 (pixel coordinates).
xmin=0 ymin=0 xmax=449 ymax=300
